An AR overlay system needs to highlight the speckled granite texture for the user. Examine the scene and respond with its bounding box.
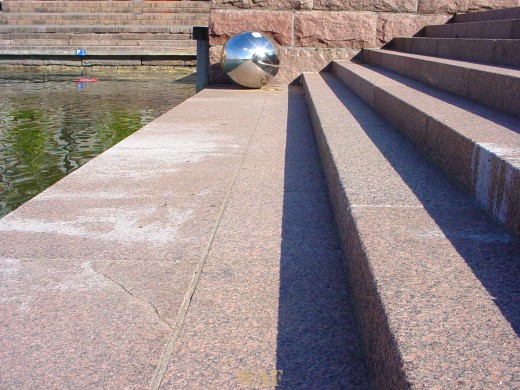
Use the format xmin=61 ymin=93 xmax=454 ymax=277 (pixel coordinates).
xmin=304 ymin=71 xmax=520 ymax=389
xmin=0 ymin=86 xmax=369 ymax=389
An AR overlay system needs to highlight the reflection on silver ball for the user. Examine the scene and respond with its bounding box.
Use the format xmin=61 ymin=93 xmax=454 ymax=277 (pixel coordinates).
xmin=220 ymin=31 xmax=280 ymax=89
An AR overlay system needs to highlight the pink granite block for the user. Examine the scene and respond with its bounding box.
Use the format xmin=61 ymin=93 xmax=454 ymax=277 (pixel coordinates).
xmin=377 ymin=13 xmax=451 ymax=45
xmin=365 ymin=0 xmax=417 ymax=12
xmin=294 ymin=11 xmax=377 ymax=48
xmin=314 ymin=0 xmax=416 ymax=12
xmin=312 ymin=0 xmax=366 ymax=10
xmin=209 ymin=9 xmax=293 ymax=46
xmin=211 ymin=0 xmax=313 ymax=9
xmin=209 ymin=45 xmax=359 ymax=85
xmin=424 ymin=23 xmax=454 ymax=37
xmin=418 ymin=0 xmax=470 ymax=14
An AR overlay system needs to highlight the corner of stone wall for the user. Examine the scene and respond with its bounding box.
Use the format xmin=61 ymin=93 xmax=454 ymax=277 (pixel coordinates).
xmin=208 ymin=0 xmax=517 ymax=85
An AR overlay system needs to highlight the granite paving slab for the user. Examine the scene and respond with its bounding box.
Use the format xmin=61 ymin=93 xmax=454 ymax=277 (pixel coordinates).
xmin=0 ymin=86 xmax=369 ymax=389
xmin=155 ymin=87 xmax=369 ymax=389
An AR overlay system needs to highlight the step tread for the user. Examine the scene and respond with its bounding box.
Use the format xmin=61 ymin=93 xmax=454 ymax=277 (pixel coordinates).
xmin=332 ymin=60 xmax=520 ymax=235
xmin=391 ymin=37 xmax=520 ymax=68
xmin=425 ymin=18 xmax=520 ymax=39
xmin=333 ymin=61 xmax=520 ymax=159
xmin=303 ymin=70 xmax=520 ymax=389
xmin=366 ymin=48 xmax=520 ymax=76
xmin=454 ymin=6 xmax=520 ymax=23
xmin=364 ymin=48 xmax=520 ymax=116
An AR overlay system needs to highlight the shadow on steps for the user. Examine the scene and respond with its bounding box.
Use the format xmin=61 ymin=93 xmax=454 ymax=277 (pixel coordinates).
xmin=275 ymin=87 xmax=371 ymax=389
xmin=322 ymin=75 xmax=520 ymax=338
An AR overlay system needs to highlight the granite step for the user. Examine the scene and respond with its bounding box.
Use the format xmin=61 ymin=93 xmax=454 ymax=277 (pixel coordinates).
xmin=0 ymin=45 xmax=196 ymax=56
xmin=0 ymin=33 xmax=192 ymax=41
xmin=0 ymin=39 xmax=195 ymax=47
xmin=331 ymin=60 xmax=520 ymax=237
xmin=0 ymin=85 xmax=370 ymax=389
xmin=390 ymin=37 xmax=520 ymax=68
xmin=0 ymin=25 xmax=195 ymax=34
xmin=303 ymin=70 xmax=520 ymax=389
xmin=3 ymin=1 xmax=211 ymax=13
xmin=0 ymin=13 xmax=209 ymax=26
xmin=424 ymin=19 xmax=520 ymax=39
xmin=363 ymin=48 xmax=520 ymax=117
xmin=454 ymin=6 xmax=520 ymax=23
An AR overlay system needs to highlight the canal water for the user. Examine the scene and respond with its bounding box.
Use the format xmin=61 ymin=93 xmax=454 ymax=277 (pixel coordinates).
xmin=0 ymin=67 xmax=196 ymax=219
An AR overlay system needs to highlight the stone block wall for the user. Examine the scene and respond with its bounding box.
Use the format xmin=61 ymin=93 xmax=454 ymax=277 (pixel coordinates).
xmin=209 ymin=0 xmax=517 ymax=84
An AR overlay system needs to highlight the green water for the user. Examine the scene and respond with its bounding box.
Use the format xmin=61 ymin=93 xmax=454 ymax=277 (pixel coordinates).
xmin=0 ymin=67 xmax=196 ymax=219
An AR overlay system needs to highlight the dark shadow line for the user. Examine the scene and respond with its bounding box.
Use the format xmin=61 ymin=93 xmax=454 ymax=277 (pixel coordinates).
xmin=275 ymin=87 xmax=370 ymax=389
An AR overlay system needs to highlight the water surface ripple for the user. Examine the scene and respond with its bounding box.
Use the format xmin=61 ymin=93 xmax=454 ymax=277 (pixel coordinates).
xmin=0 ymin=68 xmax=195 ymax=218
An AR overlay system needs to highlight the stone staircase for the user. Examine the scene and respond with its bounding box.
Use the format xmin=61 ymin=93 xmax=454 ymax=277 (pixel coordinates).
xmin=0 ymin=0 xmax=211 ymax=64
xmin=303 ymin=7 xmax=520 ymax=389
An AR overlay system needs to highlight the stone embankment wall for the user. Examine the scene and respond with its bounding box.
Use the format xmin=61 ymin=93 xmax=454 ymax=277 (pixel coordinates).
xmin=208 ymin=0 xmax=518 ymax=84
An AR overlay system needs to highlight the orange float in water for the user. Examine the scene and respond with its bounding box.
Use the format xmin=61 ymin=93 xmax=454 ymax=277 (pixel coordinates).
xmin=73 ymin=77 xmax=99 ymax=82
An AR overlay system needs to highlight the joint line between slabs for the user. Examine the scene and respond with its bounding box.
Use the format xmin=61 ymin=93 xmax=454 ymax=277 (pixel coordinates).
xmin=149 ymin=97 xmax=268 ymax=390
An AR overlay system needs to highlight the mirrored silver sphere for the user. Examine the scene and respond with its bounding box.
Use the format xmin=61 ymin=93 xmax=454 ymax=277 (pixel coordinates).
xmin=220 ymin=31 xmax=280 ymax=89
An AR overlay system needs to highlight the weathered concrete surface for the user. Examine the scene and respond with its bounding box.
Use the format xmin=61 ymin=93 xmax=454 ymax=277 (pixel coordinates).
xmin=0 ymin=87 xmax=369 ymax=389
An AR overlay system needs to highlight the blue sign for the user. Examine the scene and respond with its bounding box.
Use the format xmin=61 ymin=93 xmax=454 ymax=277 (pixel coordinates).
xmin=75 ymin=49 xmax=87 ymax=56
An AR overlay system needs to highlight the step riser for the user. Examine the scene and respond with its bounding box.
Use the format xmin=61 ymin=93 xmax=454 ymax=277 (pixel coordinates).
xmin=0 ymin=33 xmax=191 ymax=40
xmin=303 ymin=74 xmax=408 ymax=389
xmin=425 ymin=20 xmax=520 ymax=39
xmin=0 ymin=40 xmax=195 ymax=47
xmin=454 ymin=6 xmax=520 ymax=23
xmin=333 ymin=62 xmax=520 ymax=237
xmin=0 ymin=19 xmax=209 ymax=26
xmin=392 ymin=38 xmax=520 ymax=68
xmin=364 ymin=49 xmax=520 ymax=117
xmin=302 ymin=71 xmax=520 ymax=389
